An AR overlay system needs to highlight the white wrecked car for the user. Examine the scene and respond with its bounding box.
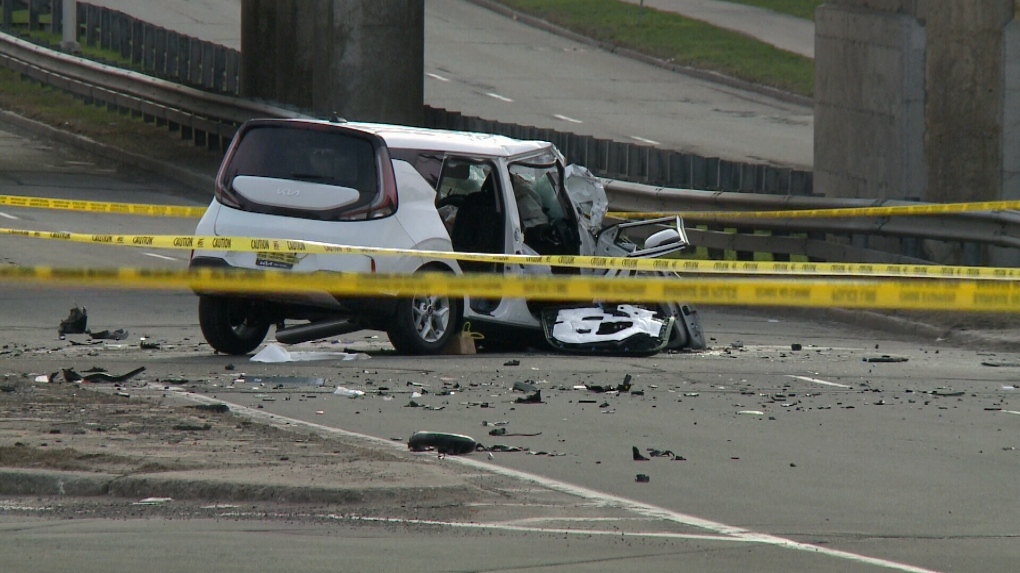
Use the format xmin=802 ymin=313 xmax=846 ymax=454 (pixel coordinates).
xmin=189 ymin=118 xmax=705 ymax=355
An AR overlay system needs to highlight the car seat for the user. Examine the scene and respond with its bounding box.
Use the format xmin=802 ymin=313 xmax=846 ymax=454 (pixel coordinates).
xmin=450 ymin=173 xmax=502 ymax=272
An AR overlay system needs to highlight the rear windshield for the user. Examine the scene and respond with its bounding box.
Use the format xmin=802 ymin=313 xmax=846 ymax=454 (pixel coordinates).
xmin=216 ymin=124 xmax=399 ymax=221
xmin=227 ymin=126 xmax=378 ymax=195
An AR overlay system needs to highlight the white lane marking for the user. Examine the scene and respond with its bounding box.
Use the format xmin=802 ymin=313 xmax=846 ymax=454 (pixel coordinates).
xmin=630 ymin=135 xmax=661 ymax=145
xmin=426 ymin=72 xmax=450 ymax=82
xmin=553 ymin=114 xmax=583 ymax=124
xmin=0 ymin=211 xmax=18 ymax=220
xmin=1002 ymin=410 xmax=1020 ymax=415
xmin=787 ymin=375 xmax=851 ymax=388
xmin=486 ymin=92 xmax=514 ymax=103
xmin=141 ymin=252 xmax=177 ymax=261
xmin=344 ymin=517 xmax=744 ymax=542
xmin=171 ymin=390 xmax=943 ymax=573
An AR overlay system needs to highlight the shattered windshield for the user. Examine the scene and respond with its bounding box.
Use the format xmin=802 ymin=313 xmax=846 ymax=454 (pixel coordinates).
xmin=508 ymin=156 xmax=566 ymax=226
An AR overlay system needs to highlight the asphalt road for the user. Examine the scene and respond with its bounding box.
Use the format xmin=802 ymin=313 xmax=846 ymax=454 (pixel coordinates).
xmin=2 ymin=126 xmax=1020 ymax=572
xmin=77 ymin=0 xmax=814 ymax=168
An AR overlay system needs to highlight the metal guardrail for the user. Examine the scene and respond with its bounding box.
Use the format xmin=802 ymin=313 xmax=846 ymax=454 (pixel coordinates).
xmin=0 ymin=12 xmax=1017 ymax=267
xmin=605 ymin=180 xmax=1020 ymax=265
xmin=0 ymin=31 xmax=305 ymax=150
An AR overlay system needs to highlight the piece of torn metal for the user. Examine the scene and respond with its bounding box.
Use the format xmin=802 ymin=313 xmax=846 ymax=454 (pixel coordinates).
xmin=407 ymin=431 xmax=478 ymax=455
xmin=542 ymin=305 xmax=673 ymax=355
xmin=82 ymin=366 xmax=146 ymax=383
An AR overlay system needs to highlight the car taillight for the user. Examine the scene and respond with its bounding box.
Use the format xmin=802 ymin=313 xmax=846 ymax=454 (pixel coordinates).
xmin=214 ymin=181 xmax=242 ymax=210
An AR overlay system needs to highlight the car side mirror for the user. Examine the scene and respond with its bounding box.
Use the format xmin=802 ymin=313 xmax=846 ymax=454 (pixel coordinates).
xmin=644 ymin=228 xmax=682 ymax=251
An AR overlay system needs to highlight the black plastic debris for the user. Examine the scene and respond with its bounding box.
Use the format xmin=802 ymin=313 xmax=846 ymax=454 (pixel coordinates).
xmin=864 ymin=355 xmax=908 ymax=363
xmin=587 ymin=375 xmax=634 ymax=394
xmin=484 ymin=444 xmax=528 ymax=453
xmin=82 ymin=366 xmax=146 ymax=383
xmin=57 ymin=305 xmax=88 ymax=335
xmin=515 ymin=390 xmax=543 ymax=404
xmin=139 ymin=339 xmax=161 ymax=350
xmin=503 ymin=360 xmax=520 ymax=366
xmin=635 ymin=474 xmax=650 ymax=483
xmin=61 ymin=369 xmax=82 ymax=382
xmin=89 ymin=329 xmax=129 ymax=341
xmin=407 ymin=431 xmax=477 ymax=455
xmin=791 ymin=343 xmax=802 ymax=351
xmin=633 ymin=446 xmax=650 ymax=461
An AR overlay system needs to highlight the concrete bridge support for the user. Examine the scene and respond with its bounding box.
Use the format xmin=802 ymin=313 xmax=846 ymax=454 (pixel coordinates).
xmin=240 ymin=0 xmax=424 ymax=125
xmin=815 ymin=0 xmax=1020 ymax=208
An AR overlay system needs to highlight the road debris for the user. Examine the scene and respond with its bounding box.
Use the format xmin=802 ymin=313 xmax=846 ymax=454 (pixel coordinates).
xmin=864 ymin=355 xmax=909 ymax=363
xmin=515 ymin=390 xmax=544 ymax=404
xmin=89 ymin=329 xmax=129 ymax=341
xmin=333 ymin=386 xmax=366 ymax=398
xmin=132 ymin=497 xmax=172 ymax=506
xmin=407 ymin=431 xmax=477 ymax=455
xmin=635 ymin=474 xmax=650 ymax=483
xmin=57 ymin=305 xmax=88 ymax=335
xmin=512 ymin=381 xmax=538 ymax=393
xmin=632 ymin=446 xmax=650 ymax=461
xmin=241 ymin=376 xmax=325 ymax=387
xmin=81 ymin=366 xmax=146 ymax=383
xmin=250 ymin=343 xmax=370 ymax=363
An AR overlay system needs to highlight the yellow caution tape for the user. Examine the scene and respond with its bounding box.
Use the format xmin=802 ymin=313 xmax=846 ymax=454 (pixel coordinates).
xmin=608 ymin=199 xmax=1020 ymax=221
xmin=2 ymin=267 xmax=1020 ymax=312
xmin=4 ymin=226 xmax=1020 ymax=281
xmin=0 ymin=194 xmax=206 ymax=218
xmin=3 ymin=192 xmax=1017 ymax=222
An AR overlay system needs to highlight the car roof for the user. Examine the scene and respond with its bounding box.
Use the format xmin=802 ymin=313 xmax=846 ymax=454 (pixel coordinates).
xmin=256 ymin=118 xmax=554 ymax=158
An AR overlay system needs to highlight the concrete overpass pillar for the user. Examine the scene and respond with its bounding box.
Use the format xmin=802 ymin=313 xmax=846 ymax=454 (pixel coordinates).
xmin=240 ymin=0 xmax=424 ymax=125
xmin=815 ymin=0 xmax=1019 ymax=207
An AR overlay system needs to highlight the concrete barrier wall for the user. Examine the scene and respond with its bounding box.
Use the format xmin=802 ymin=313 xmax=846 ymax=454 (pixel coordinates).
xmin=815 ymin=3 xmax=926 ymax=201
xmin=817 ymin=0 xmax=1019 ymax=208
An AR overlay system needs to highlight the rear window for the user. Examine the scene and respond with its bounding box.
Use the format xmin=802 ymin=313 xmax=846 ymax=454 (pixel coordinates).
xmin=220 ymin=124 xmax=394 ymax=220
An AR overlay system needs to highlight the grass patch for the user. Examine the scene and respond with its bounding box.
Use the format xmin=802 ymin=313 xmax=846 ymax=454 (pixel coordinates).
xmin=498 ymin=0 xmax=813 ymax=96
xmin=719 ymin=0 xmax=824 ymax=21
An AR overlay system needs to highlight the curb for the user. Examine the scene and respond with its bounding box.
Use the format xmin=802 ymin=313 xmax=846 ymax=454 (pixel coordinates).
xmin=0 ymin=468 xmax=480 ymax=506
xmin=464 ymin=0 xmax=814 ymax=109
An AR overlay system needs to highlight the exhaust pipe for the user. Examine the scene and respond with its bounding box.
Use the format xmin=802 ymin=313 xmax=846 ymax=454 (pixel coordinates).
xmin=274 ymin=318 xmax=362 ymax=345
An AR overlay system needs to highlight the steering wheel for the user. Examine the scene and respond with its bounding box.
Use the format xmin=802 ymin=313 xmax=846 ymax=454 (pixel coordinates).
xmin=436 ymin=194 xmax=466 ymax=209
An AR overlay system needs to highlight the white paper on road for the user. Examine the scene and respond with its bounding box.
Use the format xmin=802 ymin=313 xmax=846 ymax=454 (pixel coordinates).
xmin=250 ymin=343 xmax=370 ymax=363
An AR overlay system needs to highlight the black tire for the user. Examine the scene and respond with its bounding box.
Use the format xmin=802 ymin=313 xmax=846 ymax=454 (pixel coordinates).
xmin=198 ymin=296 xmax=271 ymax=355
xmin=386 ymin=269 xmax=463 ymax=355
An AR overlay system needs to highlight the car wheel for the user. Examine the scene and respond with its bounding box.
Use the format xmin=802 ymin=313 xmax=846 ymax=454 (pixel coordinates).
xmin=387 ymin=270 xmax=462 ymax=355
xmin=198 ymin=296 xmax=271 ymax=355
